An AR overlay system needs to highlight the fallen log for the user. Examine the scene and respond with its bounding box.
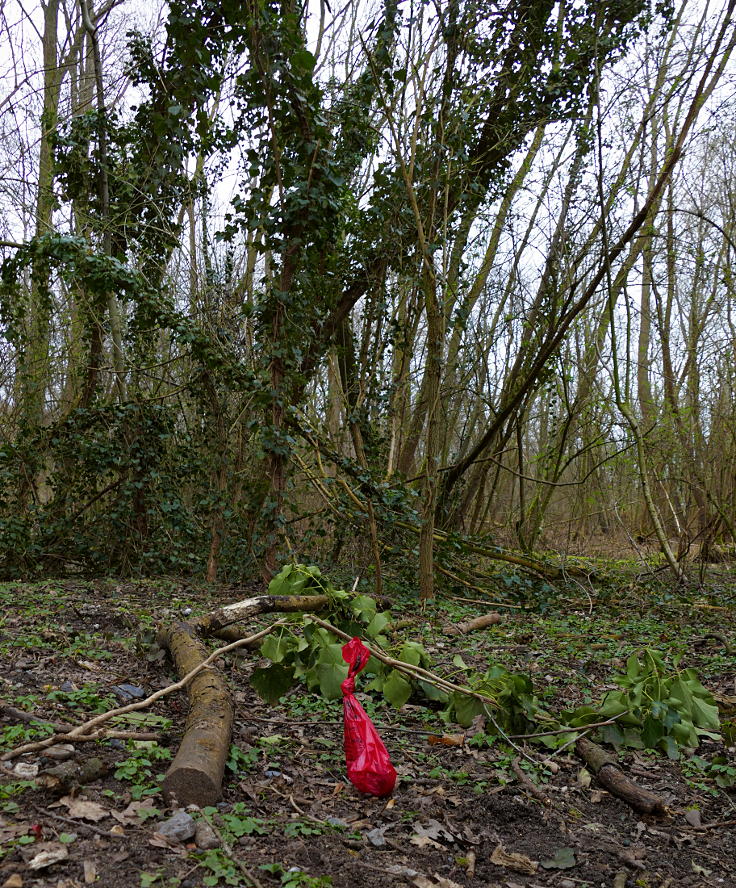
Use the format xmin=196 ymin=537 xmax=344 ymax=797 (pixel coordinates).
xmin=158 ymin=621 xmax=234 ymax=807
xmin=575 ymin=737 xmax=665 ymax=816
xmin=157 ymin=598 xmax=333 ymax=807
xmin=192 ymin=594 xmax=330 ymax=637
xmin=444 ymin=613 xmax=501 ymax=635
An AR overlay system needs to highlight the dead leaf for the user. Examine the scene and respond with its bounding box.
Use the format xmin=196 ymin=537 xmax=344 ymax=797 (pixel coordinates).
xmin=2 ymin=874 xmax=24 ymax=888
xmin=412 ymin=876 xmax=463 ymax=888
xmin=0 ymin=822 xmax=32 ymax=844
xmin=427 ymin=734 xmax=465 ymax=747
xmin=410 ymin=834 xmax=443 ymax=850
xmin=27 ymin=842 xmax=69 ymax=870
xmin=490 ymin=843 xmax=538 ymax=875
xmin=691 ymin=860 xmax=711 ymax=877
xmin=55 ymin=796 xmax=109 ymax=823
xmin=385 ymin=865 xmax=418 ymax=878
xmin=590 ymin=790 xmax=607 ymax=803
xmin=83 ymin=859 xmax=97 ymax=884
xmin=111 ymin=797 xmax=157 ymax=824
xmin=11 ymin=762 xmax=38 ymax=780
xmin=149 ymin=834 xmax=186 ymax=854
xmin=577 ymin=768 xmax=592 ymax=789
xmin=412 ymin=819 xmax=455 ymax=844
xmin=684 ymin=809 xmax=702 ymax=828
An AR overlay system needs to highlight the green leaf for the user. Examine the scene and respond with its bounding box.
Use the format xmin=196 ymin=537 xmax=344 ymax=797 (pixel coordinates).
xmin=307 ymin=642 xmax=348 ymax=699
xmin=383 ymin=670 xmax=412 ymax=708
xmin=597 ymin=693 xmax=631 ymax=721
xmin=641 ymin=716 xmax=664 ymax=749
xmin=313 ymin=661 xmax=348 ymax=700
xmin=599 ymin=723 xmax=625 ymax=746
xmin=267 ymin=564 xmax=294 ymax=596
xmin=351 ymin=595 xmax=377 ymax=620
xmin=260 ymin=633 xmax=291 ymax=663
xmin=622 ymin=727 xmax=645 ymax=748
xmin=250 ymin=664 xmax=295 ymax=704
xmin=365 ymin=612 xmax=390 ymax=638
xmin=291 ymin=49 xmax=316 ymax=73
xmin=690 ymin=697 xmax=720 ymax=732
xmin=452 ymin=692 xmax=484 ymax=727
xmin=668 ymin=678 xmax=695 ymax=718
xmin=661 ymin=735 xmax=681 ymax=760
xmin=397 ymin=641 xmax=426 ymax=667
xmin=418 ymin=680 xmax=448 ymax=703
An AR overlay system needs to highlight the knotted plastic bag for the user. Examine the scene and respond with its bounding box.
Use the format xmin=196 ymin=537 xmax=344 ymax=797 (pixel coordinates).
xmin=341 ymin=637 xmax=397 ymax=797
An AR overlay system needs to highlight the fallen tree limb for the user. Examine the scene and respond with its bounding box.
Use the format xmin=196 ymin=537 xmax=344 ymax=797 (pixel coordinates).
xmin=575 ymin=737 xmax=665 ymax=816
xmin=395 ymin=520 xmax=593 ymax=580
xmin=157 ymin=621 xmax=234 ymax=807
xmin=191 ymin=594 xmax=330 ymax=636
xmin=444 ymin=613 xmax=501 ymax=635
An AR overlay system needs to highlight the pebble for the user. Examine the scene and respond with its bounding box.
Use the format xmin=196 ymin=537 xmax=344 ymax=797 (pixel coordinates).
xmin=365 ymin=827 xmax=387 ymax=848
xmin=111 ymin=683 xmax=146 ymax=702
xmin=194 ymin=820 xmax=220 ymax=850
xmin=156 ymin=810 xmax=196 ymax=843
xmin=42 ymin=744 xmax=76 ymax=762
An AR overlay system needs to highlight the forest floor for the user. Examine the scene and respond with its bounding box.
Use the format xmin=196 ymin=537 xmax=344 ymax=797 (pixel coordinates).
xmin=0 ymin=568 xmax=735 ymax=888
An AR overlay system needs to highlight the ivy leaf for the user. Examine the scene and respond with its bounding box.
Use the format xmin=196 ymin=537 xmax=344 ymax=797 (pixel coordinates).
xmin=291 ymin=49 xmax=316 ymax=73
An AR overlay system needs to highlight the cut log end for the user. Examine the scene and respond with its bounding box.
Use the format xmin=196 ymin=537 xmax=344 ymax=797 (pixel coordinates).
xmin=162 ymin=766 xmax=222 ymax=808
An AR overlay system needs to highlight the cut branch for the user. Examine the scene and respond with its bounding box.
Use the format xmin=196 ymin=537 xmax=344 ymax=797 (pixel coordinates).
xmin=576 ymin=737 xmax=665 ymax=816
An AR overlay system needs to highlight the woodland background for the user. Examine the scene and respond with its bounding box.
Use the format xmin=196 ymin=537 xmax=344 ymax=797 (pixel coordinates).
xmin=2 ymin=0 xmax=736 ymax=595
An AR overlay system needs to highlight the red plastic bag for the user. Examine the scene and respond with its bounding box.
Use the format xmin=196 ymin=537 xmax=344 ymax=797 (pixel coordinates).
xmin=341 ymin=637 xmax=397 ymax=797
